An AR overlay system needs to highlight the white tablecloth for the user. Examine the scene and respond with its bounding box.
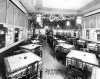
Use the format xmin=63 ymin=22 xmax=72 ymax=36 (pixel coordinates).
xmin=4 ymin=52 xmax=41 ymax=72
xmin=31 ymin=40 xmax=40 ymax=44
xmin=67 ymin=50 xmax=99 ymax=65
xmin=77 ymin=40 xmax=85 ymax=43
xmin=54 ymin=37 xmax=58 ymax=40
xmin=56 ymin=43 xmax=74 ymax=49
xmin=57 ymin=40 xmax=66 ymax=43
xmin=91 ymin=67 xmax=100 ymax=79
xmin=87 ymin=43 xmax=97 ymax=50
xmin=21 ymin=44 xmax=42 ymax=50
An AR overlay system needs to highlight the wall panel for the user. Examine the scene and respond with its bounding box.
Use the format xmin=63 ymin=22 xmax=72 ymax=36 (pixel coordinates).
xmin=14 ymin=6 xmax=19 ymax=26
xmin=84 ymin=13 xmax=99 ymax=29
xmin=6 ymin=0 xmax=14 ymax=25
xmin=0 ymin=0 xmax=6 ymax=23
xmin=83 ymin=12 xmax=100 ymax=42
xmin=96 ymin=13 xmax=100 ymax=28
xmin=0 ymin=0 xmax=28 ymax=44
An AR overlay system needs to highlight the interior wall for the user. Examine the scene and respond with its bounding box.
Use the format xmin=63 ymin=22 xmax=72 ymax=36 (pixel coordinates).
xmin=0 ymin=0 xmax=6 ymax=23
xmin=0 ymin=0 xmax=28 ymax=46
xmin=82 ymin=13 xmax=100 ymax=42
xmin=6 ymin=0 xmax=28 ymax=27
xmin=0 ymin=0 xmax=29 ymax=78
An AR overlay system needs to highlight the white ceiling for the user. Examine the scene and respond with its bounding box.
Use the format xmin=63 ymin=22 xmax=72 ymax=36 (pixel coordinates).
xmin=20 ymin=0 xmax=37 ymax=12
xmin=43 ymin=0 xmax=94 ymax=10
xmin=19 ymin=0 xmax=97 ymax=14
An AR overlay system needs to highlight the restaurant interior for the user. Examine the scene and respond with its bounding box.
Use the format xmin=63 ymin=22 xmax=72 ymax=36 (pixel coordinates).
xmin=0 ymin=0 xmax=100 ymax=79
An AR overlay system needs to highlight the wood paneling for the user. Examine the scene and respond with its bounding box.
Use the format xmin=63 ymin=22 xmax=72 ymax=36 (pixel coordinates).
xmin=6 ymin=0 xmax=14 ymax=25
xmin=13 ymin=3 xmax=27 ymax=27
xmin=14 ymin=6 xmax=19 ymax=26
xmin=84 ymin=13 xmax=100 ymax=29
xmin=0 ymin=0 xmax=28 ymax=46
xmin=0 ymin=0 xmax=6 ymax=23
xmin=83 ymin=13 xmax=100 ymax=41
xmin=96 ymin=13 xmax=100 ymax=28
xmin=0 ymin=0 xmax=28 ymax=27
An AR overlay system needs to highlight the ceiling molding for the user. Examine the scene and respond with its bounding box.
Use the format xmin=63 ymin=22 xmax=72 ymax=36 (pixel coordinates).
xmin=14 ymin=0 xmax=100 ymax=16
xmin=34 ymin=7 xmax=79 ymax=15
xmin=42 ymin=0 xmax=94 ymax=10
xmin=10 ymin=0 xmax=27 ymax=13
xmin=84 ymin=8 xmax=100 ymax=17
xmin=79 ymin=1 xmax=100 ymax=16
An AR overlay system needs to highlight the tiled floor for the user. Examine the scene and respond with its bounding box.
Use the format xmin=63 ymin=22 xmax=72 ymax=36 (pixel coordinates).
xmin=41 ymin=43 xmax=67 ymax=79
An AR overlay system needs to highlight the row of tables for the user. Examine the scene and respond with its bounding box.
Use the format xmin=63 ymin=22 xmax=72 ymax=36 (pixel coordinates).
xmin=55 ymin=37 xmax=100 ymax=79
xmin=5 ymin=36 xmax=100 ymax=78
xmin=21 ymin=44 xmax=42 ymax=50
xmin=56 ymin=40 xmax=74 ymax=49
xmin=54 ymin=37 xmax=99 ymax=66
xmin=19 ymin=36 xmax=100 ymax=79
xmin=19 ymin=37 xmax=99 ymax=66
xmin=4 ymin=39 xmax=42 ymax=78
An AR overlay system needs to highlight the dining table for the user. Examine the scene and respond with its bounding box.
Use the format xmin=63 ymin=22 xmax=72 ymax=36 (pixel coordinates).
xmin=4 ymin=51 xmax=41 ymax=73
xmin=67 ymin=50 xmax=99 ymax=66
xmin=56 ymin=43 xmax=75 ymax=50
xmin=20 ymin=44 xmax=42 ymax=50
xmin=87 ymin=43 xmax=97 ymax=51
xmin=31 ymin=40 xmax=40 ymax=44
xmin=56 ymin=40 xmax=66 ymax=43
xmin=77 ymin=40 xmax=86 ymax=45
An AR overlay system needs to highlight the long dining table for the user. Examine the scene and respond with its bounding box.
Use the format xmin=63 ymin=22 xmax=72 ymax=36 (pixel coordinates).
xmin=66 ymin=50 xmax=99 ymax=66
xmin=20 ymin=44 xmax=42 ymax=50
xmin=56 ymin=39 xmax=66 ymax=43
xmin=31 ymin=40 xmax=40 ymax=44
xmin=56 ymin=43 xmax=75 ymax=50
